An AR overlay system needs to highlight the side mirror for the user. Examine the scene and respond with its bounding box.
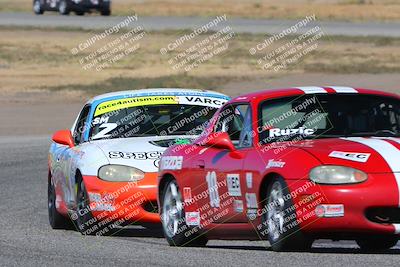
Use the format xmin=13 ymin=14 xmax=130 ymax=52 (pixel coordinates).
xmin=52 ymin=130 xmax=74 ymax=148
xmin=205 ymin=132 xmax=236 ymax=151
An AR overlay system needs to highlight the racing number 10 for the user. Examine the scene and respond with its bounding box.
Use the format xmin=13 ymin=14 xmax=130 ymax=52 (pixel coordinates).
xmin=206 ymin=171 xmax=220 ymax=208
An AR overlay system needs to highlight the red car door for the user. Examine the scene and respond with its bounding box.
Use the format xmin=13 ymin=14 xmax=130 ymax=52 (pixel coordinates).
xmin=191 ymin=103 xmax=253 ymax=224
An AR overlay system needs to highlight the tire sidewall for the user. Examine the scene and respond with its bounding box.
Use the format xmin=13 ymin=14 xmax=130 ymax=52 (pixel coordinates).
xmin=161 ymin=180 xmax=206 ymax=246
xmin=33 ymin=0 xmax=44 ymax=14
xmin=263 ymin=176 xmax=311 ymax=251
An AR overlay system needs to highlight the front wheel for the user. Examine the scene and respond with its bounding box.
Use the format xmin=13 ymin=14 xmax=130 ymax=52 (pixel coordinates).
xmin=33 ymin=0 xmax=44 ymax=15
xmin=161 ymin=180 xmax=207 ymax=247
xmin=356 ymin=236 xmax=398 ymax=251
xmin=262 ymin=176 xmax=313 ymax=251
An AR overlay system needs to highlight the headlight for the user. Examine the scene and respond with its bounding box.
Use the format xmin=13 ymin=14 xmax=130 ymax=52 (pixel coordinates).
xmin=98 ymin=165 xmax=144 ymax=182
xmin=310 ymin=166 xmax=368 ymax=184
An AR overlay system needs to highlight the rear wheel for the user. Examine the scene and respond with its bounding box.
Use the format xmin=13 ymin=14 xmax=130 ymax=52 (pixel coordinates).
xmin=161 ymin=180 xmax=207 ymax=247
xmin=48 ymin=176 xmax=69 ymax=229
xmin=100 ymin=3 xmax=111 ymax=16
xmin=58 ymin=0 xmax=70 ymax=15
xmin=356 ymin=236 xmax=398 ymax=251
xmin=33 ymin=0 xmax=44 ymax=15
xmin=263 ymin=176 xmax=313 ymax=251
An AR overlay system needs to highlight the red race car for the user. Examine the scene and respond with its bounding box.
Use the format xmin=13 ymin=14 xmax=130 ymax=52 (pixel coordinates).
xmin=158 ymin=86 xmax=400 ymax=251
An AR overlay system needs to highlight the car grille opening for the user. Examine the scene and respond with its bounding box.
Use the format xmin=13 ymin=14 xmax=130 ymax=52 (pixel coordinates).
xmin=366 ymin=207 xmax=400 ymax=224
xmin=143 ymin=201 xmax=158 ymax=213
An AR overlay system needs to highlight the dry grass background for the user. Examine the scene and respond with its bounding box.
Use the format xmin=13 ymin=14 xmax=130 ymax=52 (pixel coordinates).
xmin=0 ymin=27 xmax=399 ymax=96
xmin=1 ymin=0 xmax=400 ymax=21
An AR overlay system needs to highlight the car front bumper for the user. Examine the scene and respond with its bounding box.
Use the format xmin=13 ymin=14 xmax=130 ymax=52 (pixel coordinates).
xmin=287 ymin=173 xmax=400 ymax=237
xmin=82 ymin=172 xmax=160 ymax=227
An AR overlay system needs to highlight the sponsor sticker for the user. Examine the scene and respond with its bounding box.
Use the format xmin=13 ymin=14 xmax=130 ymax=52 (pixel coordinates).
xmin=234 ymin=200 xmax=244 ymax=213
xmin=178 ymin=96 xmax=227 ymax=108
xmin=269 ymin=127 xmax=315 ymax=138
xmin=160 ymin=156 xmax=183 ymax=170
xmin=245 ymin=193 xmax=258 ymax=209
xmin=266 ymin=159 xmax=286 ymax=169
xmin=315 ymin=204 xmax=344 ymax=218
xmin=185 ymin=212 xmax=200 ymax=226
xmin=246 ymin=172 xmax=253 ymax=188
xmin=183 ymin=187 xmax=192 ymax=203
xmin=247 ymin=209 xmax=257 ymax=221
xmin=227 ymin=174 xmax=241 ymax=196
xmin=95 ymin=96 xmax=179 ymax=116
xmin=329 ymin=151 xmax=371 ymax=163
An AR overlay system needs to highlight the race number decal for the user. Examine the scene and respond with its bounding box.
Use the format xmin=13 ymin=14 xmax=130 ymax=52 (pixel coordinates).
xmin=206 ymin=171 xmax=220 ymax=208
xmin=92 ymin=123 xmax=118 ymax=140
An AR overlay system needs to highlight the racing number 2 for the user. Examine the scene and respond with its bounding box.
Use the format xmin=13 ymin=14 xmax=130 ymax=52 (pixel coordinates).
xmin=206 ymin=171 xmax=220 ymax=208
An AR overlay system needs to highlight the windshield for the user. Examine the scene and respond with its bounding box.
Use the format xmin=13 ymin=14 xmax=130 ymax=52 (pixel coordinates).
xmin=89 ymin=104 xmax=218 ymax=140
xmin=259 ymin=94 xmax=400 ymax=144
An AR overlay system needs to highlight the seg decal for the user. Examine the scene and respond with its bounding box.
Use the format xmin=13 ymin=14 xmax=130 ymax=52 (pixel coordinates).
xmin=266 ymin=159 xmax=286 ymax=169
xmin=160 ymin=156 xmax=183 ymax=170
xmin=183 ymin=187 xmax=193 ymax=204
xmin=234 ymin=200 xmax=244 ymax=213
xmin=227 ymin=174 xmax=241 ymax=197
xmin=109 ymin=151 xmax=163 ymax=160
xmin=329 ymin=151 xmax=371 ymax=163
xmin=185 ymin=212 xmax=200 ymax=226
xmin=269 ymin=127 xmax=315 ymax=138
xmin=245 ymin=193 xmax=258 ymax=209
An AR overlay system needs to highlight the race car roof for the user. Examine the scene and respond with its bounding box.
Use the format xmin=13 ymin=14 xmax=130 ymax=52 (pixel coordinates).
xmin=231 ymin=86 xmax=400 ymax=103
xmin=86 ymin=88 xmax=229 ymax=104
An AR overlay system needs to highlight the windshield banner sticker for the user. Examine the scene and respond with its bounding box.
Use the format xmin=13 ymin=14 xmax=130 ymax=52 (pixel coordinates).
xmin=95 ymin=95 xmax=227 ymax=116
xmin=95 ymin=96 xmax=179 ymax=116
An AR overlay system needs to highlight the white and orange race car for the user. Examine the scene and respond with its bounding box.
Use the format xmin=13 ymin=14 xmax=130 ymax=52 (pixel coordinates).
xmin=158 ymin=86 xmax=400 ymax=251
xmin=48 ymin=88 xmax=229 ymax=235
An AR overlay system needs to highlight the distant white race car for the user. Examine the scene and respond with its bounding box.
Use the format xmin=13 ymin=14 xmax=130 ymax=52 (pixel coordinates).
xmin=48 ymin=88 xmax=229 ymax=235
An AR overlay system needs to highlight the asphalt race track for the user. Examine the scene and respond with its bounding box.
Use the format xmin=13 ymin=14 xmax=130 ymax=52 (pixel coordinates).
xmin=0 ymin=135 xmax=399 ymax=266
xmin=1 ymin=13 xmax=400 ymax=37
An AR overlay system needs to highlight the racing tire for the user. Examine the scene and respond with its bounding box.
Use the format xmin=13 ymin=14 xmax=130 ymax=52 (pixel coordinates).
xmin=356 ymin=236 xmax=399 ymax=251
xmin=262 ymin=176 xmax=313 ymax=252
xmin=48 ymin=177 xmax=70 ymax=229
xmin=100 ymin=3 xmax=111 ymax=16
xmin=75 ymin=177 xmax=116 ymax=236
xmin=161 ymin=180 xmax=208 ymax=247
xmin=33 ymin=0 xmax=44 ymax=15
xmin=58 ymin=0 xmax=70 ymax=15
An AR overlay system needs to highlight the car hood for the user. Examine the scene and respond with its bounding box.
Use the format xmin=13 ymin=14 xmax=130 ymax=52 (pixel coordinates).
xmin=291 ymin=137 xmax=400 ymax=173
xmin=90 ymin=135 xmax=196 ymax=172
